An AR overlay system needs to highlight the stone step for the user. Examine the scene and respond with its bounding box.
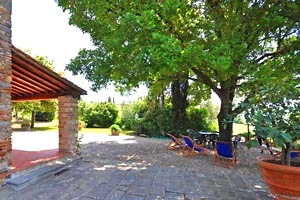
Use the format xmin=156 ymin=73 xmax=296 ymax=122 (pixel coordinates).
xmin=6 ymin=155 xmax=82 ymax=191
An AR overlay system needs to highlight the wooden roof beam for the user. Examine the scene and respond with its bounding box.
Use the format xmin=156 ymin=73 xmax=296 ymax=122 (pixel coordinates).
xmin=12 ymin=61 xmax=66 ymax=91
xmin=12 ymin=91 xmax=76 ymax=102
xmin=12 ymin=76 xmax=50 ymax=94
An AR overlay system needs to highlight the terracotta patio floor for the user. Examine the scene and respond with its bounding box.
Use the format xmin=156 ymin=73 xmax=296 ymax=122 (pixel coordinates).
xmin=10 ymin=131 xmax=66 ymax=173
xmin=11 ymin=149 xmax=67 ymax=173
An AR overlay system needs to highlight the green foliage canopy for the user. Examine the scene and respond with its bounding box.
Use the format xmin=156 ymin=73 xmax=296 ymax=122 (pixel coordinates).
xmin=57 ymin=0 xmax=300 ymax=141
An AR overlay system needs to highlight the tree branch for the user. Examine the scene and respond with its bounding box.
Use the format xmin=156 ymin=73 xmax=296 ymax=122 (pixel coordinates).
xmin=256 ymin=51 xmax=279 ymax=63
xmin=191 ymin=67 xmax=220 ymax=96
xmin=156 ymin=12 xmax=184 ymax=43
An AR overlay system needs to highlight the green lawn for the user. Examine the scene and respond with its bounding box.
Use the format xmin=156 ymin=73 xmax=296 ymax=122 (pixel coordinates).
xmin=12 ymin=118 xmax=135 ymax=136
xmin=12 ymin=119 xmax=59 ymax=132
xmin=211 ymin=120 xmax=254 ymax=135
xmin=233 ymin=123 xmax=254 ymax=135
xmin=13 ymin=119 xmax=253 ymax=137
xmin=80 ymin=128 xmax=110 ymax=134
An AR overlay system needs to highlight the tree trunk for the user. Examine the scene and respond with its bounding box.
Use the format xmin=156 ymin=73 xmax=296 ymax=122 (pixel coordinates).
xmin=281 ymin=143 xmax=291 ymax=166
xmin=171 ymin=76 xmax=188 ymax=134
xmin=159 ymin=92 xmax=165 ymax=136
xmin=14 ymin=109 xmax=19 ymax=119
xmin=217 ymin=109 xmax=233 ymax=142
xmin=30 ymin=110 xmax=35 ymax=129
xmin=217 ymin=84 xmax=235 ymax=142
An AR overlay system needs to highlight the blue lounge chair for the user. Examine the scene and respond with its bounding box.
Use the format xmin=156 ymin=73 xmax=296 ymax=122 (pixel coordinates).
xmin=214 ymin=141 xmax=237 ymax=168
xmin=290 ymin=151 xmax=300 ymax=158
xmin=180 ymin=135 xmax=208 ymax=157
xmin=166 ymin=133 xmax=185 ymax=150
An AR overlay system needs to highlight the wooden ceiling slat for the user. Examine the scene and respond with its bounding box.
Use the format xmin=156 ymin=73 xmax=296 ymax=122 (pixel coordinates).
xmin=12 ymin=67 xmax=57 ymax=92
xmin=16 ymin=51 xmax=86 ymax=93
xmin=11 ymin=46 xmax=87 ymax=101
xmin=11 ymin=88 xmax=27 ymax=96
xmin=12 ymin=62 xmax=65 ymax=91
xmin=12 ymin=77 xmax=44 ymax=94
xmin=13 ymin=54 xmax=73 ymax=91
xmin=12 ymin=84 xmax=35 ymax=95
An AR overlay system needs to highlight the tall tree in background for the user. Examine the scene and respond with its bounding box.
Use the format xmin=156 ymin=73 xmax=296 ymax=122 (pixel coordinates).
xmin=57 ymin=0 xmax=300 ymax=141
xmin=171 ymin=74 xmax=189 ymax=133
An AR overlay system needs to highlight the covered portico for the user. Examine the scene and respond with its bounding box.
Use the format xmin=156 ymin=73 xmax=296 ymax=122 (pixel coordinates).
xmin=0 ymin=1 xmax=86 ymax=179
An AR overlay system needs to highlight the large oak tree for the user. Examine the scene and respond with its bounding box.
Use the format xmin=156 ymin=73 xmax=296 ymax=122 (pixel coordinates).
xmin=57 ymin=0 xmax=299 ymax=141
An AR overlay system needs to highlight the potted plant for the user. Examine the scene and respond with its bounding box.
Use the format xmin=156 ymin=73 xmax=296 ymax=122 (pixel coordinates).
xmin=245 ymin=84 xmax=300 ymax=199
xmin=109 ymin=124 xmax=122 ymax=136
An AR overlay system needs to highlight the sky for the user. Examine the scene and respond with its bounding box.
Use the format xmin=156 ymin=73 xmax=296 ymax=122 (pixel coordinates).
xmin=11 ymin=0 xmax=148 ymax=103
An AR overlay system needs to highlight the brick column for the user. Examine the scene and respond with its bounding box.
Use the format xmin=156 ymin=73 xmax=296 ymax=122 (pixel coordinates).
xmin=0 ymin=0 xmax=12 ymax=172
xmin=58 ymin=95 xmax=79 ymax=154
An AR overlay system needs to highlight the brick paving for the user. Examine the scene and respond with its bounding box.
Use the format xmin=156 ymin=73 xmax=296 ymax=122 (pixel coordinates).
xmin=0 ymin=134 xmax=274 ymax=200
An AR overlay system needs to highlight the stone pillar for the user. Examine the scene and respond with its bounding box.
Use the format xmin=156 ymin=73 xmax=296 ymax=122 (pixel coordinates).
xmin=58 ymin=95 xmax=79 ymax=154
xmin=0 ymin=0 xmax=12 ymax=172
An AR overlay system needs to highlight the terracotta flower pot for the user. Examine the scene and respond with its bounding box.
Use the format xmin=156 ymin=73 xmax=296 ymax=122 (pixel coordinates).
xmin=257 ymin=159 xmax=300 ymax=200
xmin=111 ymin=130 xmax=120 ymax=136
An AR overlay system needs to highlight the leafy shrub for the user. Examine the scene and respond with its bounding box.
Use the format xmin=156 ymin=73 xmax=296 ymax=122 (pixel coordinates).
xmin=186 ymin=106 xmax=210 ymax=131
xmin=35 ymin=111 xmax=55 ymax=122
xmin=110 ymin=124 xmax=122 ymax=132
xmin=121 ymin=99 xmax=175 ymax=137
xmin=79 ymin=101 xmax=119 ymax=128
xmin=121 ymin=99 xmax=214 ymax=137
xmin=234 ymin=115 xmax=245 ymax=124
xmin=120 ymin=103 xmax=136 ymax=130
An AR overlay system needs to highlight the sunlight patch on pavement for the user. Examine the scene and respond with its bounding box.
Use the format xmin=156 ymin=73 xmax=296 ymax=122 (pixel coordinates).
xmin=81 ymin=134 xmax=136 ymax=144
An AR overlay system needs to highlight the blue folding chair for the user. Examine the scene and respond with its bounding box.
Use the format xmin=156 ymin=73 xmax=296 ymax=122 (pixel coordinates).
xmin=214 ymin=141 xmax=237 ymax=168
xmin=166 ymin=133 xmax=185 ymax=150
xmin=290 ymin=151 xmax=300 ymax=158
xmin=180 ymin=135 xmax=208 ymax=157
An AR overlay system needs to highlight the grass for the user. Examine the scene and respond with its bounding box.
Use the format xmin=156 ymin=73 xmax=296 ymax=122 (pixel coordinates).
xmin=211 ymin=120 xmax=254 ymax=135
xmin=233 ymin=123 xmax=254 ymax=135
xmin=12 ymin=119 xmax=59 ymax=132
xmin=31 ymin=127 xmax=58 ymax=131
xmin=80 ymin=128 xmax=110 ymax=134
xmin=12 ymin=119 xmax=133 ymax=136
xmin=12 ymin=119 xmax=253 ymax=137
